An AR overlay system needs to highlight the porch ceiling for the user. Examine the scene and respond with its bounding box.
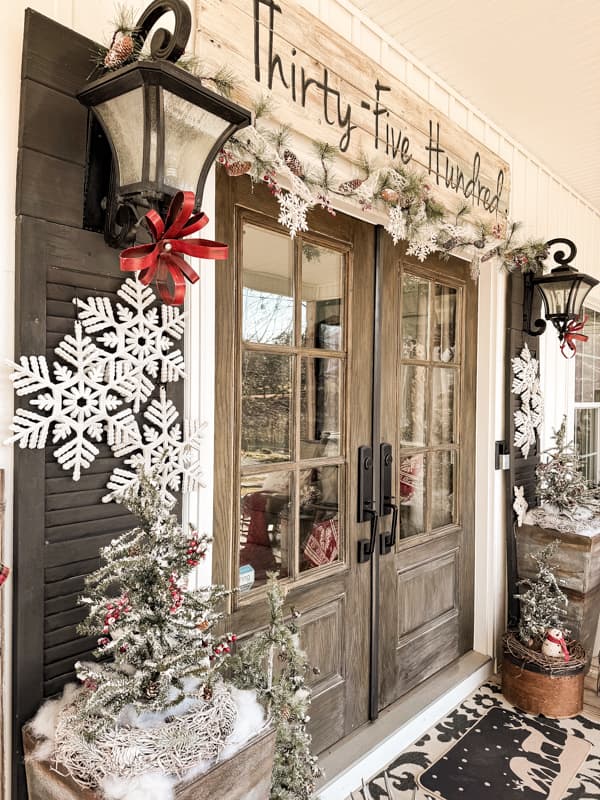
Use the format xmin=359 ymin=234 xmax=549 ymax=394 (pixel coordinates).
xmin=351 ymin=0 xmax=600 ymax=213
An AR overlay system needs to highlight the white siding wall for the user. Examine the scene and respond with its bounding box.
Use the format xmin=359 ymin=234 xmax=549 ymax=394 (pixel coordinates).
xmin=2 ymin=0 xmax=599 ymax=794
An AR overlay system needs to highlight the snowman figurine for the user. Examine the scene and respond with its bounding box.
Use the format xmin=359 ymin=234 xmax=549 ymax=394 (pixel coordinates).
xmin=542 ymin=628 xmax=570 ymax=661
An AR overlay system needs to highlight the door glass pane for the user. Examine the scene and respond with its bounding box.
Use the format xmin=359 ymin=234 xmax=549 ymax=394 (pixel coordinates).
xmin=401 ymin=275 xmax=429 ymax=359
xmin=242 ymin=223 xmax=294 ymax=345
xmin=299 ymin=465 xmax=341 ymax=572
xmin=240 ymin=472 xmax=291 ymax=587
xmin=301 ymin=244 xmax=344 ymax=350
xmin=400 ymin=365 xmax=428 ymax=447
xmin=241 ymin=352 xmax=292 ymax=466
xmin=431 ymin=451 xmax=455 ymax=529
xmin=301 ymin=357 xmax=342 ymax=459
xmin=399 ymin=454 xmax=426 ymax=538
xmin=432 ymin=368 xmax=456 ymax=445
xmin=432 ymin=284 xmax=457 ymax=362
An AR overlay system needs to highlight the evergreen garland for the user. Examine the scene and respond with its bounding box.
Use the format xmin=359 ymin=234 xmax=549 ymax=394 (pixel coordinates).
xmin=536 ymin=416 xmax=588 ymax=511
xmin=227 ymin=574 xmax=321 ymax=800
xmin=75 ymin=469 xmax=234 ymax=736
xmin=515 ymin=540 xmax=568 ymax=648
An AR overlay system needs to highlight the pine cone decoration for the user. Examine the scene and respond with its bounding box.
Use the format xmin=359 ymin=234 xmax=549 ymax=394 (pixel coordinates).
xmin=144 ymin=680 xmax=160 ymax=699
xmin=203 ymin=685 xmax=213 ymax=702
xmin=196 ymin=619 xmax=210 ymax=631
xmin=226 ymin=160 xmax=252 ymax=177
xmin=280 ymin=705 xmax=291 ymax=720
xmin=104 ymin=32 xmax=135 ymax=70
xmin=338 ymin=178 xmax=363 ymax=195
xmin=381 ymin=188 xmax=399 ymax=204
xmin=283 ymin=150 xmax=305 ymax=178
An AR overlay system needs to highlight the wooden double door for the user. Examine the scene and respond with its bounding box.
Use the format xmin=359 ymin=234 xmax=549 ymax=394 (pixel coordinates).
xmin=214 ymin=173 xmax=477 ymax=752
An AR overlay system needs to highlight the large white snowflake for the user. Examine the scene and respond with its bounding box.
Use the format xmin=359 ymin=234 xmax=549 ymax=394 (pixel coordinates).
xmin=406 ymin=224 xmax=439 ymax=262
xmin=104 ymin=388 xmax=205 ymax=503
xmin=7 ymin=323 xmax=139 ymax=480
xmin=277 ymin=192 xmax=309 ymax=238
xmin=385 ymin=205 xmax=407 ymax=245
xmin=75 ymin=278 xmax=185 ymax=413
xmin=512 ymin=343 xmax=544 ymax=458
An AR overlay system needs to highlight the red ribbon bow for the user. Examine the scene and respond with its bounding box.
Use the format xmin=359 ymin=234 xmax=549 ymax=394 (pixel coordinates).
xmin=561 ymin=315 xmax=588 ymax=359
xmin=0 ymin=563 xmax=10 ymax=588
xmin=119 ymin=191 xmax=228 ymax=306
xmin=545 ymin=631 xmax=570 ymax=661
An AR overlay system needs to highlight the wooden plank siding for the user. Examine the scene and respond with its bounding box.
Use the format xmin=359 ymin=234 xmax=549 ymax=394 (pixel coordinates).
xmin=12 ymin=12 xmax=183 ymax=799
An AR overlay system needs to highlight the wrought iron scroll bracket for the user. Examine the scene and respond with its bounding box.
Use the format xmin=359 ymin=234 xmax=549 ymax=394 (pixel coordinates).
xmin=546 ymin=237 xmax=577 ymax=268
xmin=133 ymin=0 xmax=192 ymax=63
xmin=522 ymin=271 xmax=547 ymax=337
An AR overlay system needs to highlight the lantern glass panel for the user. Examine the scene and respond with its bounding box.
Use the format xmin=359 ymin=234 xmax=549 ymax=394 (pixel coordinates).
xmin=96 ymin=88 xmax=145 ymax=188
xmin=540 ymin=278 xmax=574 ymax=317
xmin=571 ymin=281 xmax=596 ymax=319
xmin=163 ymin=90 xmax=232 ymax=194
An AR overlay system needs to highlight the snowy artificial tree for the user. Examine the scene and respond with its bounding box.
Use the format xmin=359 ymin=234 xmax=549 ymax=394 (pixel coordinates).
xmin=536 ymin=416 xmax=588 ymax=512
xmin=75 ymin=468 xmax=235 ymax=736
xmin=515 ymin=540 xmax=568 ymax=649
xmin=228 ymin=574 xmax=321 ymax=800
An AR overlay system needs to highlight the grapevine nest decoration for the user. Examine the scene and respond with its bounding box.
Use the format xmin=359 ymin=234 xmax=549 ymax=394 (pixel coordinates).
xmin=503 ymin=631 xmax=586 ymax=677
xmin=50 ymin=683 xmax=238 ymax=788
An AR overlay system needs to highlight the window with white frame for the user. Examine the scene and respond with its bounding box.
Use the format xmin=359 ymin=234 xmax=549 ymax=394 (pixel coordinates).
xmin=574 ymin=307 xmax=600 ymax=486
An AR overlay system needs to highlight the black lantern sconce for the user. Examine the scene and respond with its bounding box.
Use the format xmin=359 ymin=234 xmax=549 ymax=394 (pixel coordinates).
xmin=77 ymin=0 xmax=251 ymax=247
xmin=523 ymin=238 xmax=599 ymax=341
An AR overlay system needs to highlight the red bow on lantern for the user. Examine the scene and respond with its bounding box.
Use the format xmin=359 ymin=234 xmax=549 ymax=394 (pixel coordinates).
xmin=560 ymin=315 xmax=588 ymax=359
xmin=119 ymin=191 xmax=228 ymax=306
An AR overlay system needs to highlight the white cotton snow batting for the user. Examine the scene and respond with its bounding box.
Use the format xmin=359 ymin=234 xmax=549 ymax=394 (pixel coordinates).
xmin=101 ymin=772 xmax=176 ymax=800
xmin=219 ymin=687 xmax=266 ymax=761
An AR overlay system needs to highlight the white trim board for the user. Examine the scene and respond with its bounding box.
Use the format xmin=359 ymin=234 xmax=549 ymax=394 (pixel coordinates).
xmin=317 ymin=651 xmax=492 ymax=800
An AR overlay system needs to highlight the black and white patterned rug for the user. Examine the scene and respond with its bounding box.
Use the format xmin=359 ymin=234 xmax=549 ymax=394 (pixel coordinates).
xmin=348 ymin=683 xmax=600 ymax=800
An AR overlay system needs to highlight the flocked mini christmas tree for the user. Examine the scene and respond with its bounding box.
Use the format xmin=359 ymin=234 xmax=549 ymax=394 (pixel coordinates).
xmin=75 ymin=468 xmax=235 ymax=735
xmin=228 ymin=574 xmax=321 ymax=800
xmin=536 ymin=416 xmax=587 ymax=512
xmin=515 ymin=540 xmax=568 ymax=649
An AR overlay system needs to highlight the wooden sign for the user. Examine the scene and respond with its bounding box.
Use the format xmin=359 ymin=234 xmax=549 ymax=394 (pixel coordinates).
xmin=197 ymin=0 xmax=510 ymax=220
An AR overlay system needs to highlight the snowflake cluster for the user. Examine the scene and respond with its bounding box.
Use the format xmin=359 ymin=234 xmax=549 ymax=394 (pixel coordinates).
xmin=406 ymin=225 xmax=439 ymax=262
xmin=511 ymin=343 xmax=543 ymax=458
xmin=7 ymin=278 xmax=204 ymax=498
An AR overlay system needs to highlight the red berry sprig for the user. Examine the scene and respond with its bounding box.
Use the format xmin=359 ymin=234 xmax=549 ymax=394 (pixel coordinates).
xmin=102 ymin=593 xmax=132 ymax=633
xmin=168 ymin=574 xmax=184 ymax=614
xmin=185 ymin=531 xmax=207 ymax=567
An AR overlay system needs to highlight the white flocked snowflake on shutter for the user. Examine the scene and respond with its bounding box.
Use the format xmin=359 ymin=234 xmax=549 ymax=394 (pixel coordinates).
xmin=511 ymin=342 xmax=544 ymax=459
xmin=6 ymin=277 xmax=202 ymax=499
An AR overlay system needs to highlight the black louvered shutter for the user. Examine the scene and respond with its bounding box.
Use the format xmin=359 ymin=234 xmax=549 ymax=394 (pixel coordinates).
xmin=504 ymin=271 xmax=542 ymax=626
xmin=13 ymin=13 xmax=182 ymax=799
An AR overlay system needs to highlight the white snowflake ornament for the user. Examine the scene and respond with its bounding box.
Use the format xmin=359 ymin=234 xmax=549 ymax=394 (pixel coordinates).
xmin=104 ymin=388 xmax=205 ymax=503
xmin=406 ymin=223 xmax=439 ymax=262
xmin=7 ymin=322 xmax=139 ymax=480
xmin=75 ymin=278 xmax=185 ymax=413
xmin=385 ymin=205 xmax=407 ymax=246
xmin=513 ymin=485 xmax=528 ymax=526
xmin=277 ymin=192 xmax=309 ymax=238
xmin=511 ymin=343 xmax=544 ymax=458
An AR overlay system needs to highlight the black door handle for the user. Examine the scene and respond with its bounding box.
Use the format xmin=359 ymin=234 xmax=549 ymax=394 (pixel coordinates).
xmin=357 ymin=445 xmax=379 ymax=563
xmin=358 ymin=507 xmax=379 ymax=563
xmin=379 ymin=442 xmax=398 ymax=555
xmin=380 ymin=500 xmax=398 ymax=555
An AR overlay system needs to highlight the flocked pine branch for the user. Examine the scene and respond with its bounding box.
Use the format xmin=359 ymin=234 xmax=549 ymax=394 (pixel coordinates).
xmin=515 ymin=540 xmax=568 ymax=648
xmin=227 ymin=574 xmax=321 ymax=800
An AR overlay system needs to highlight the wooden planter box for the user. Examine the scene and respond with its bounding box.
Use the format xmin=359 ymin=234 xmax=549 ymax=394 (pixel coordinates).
xmin=516 ymin=522 xmax=600 ymax=661
xmin=23 ymin=724 xmax=276 ymax=800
